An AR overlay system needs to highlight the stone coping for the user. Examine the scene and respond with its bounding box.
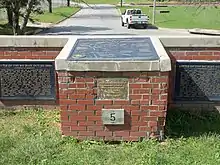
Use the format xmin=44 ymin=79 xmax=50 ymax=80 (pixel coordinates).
xmin=0 ymin=35 xmax=68 ymax=47
xmin=0 ymin=35 xmax=219 ymax=48
xmin=55 ymin=36 xmax=171 ymax=72
xmin=159 ymin=35 xmax=220 ymax=47
xmin=1 ymin=35 xmax=220 ymax=71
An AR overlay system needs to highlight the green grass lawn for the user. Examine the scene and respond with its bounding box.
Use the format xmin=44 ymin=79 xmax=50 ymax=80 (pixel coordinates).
xmin=0 ymin=6 xmax=80 ymax=35
xmin=73 ymin=0 xmax=153 ymax=4
xmin=76 ymin=0 xmax=218 ymax=4
xmin=0 ymin=20 xmax=12 ymax=35
xmin=32 ymin=6 xmax=80 ymax=23
xmin=118 ymin=6 xmax=220 ymax=29
xmin=1 ymin=109 xmax=220 ymax=165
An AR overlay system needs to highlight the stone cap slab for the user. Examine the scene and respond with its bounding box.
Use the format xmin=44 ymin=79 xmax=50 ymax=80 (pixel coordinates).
xmin=0 ymin=35 xmax=68 ymax=47
xmin=159 ymin=35 xmax=220 ymax=47
xmin=55 ymin=35 xmax=171 ymax=72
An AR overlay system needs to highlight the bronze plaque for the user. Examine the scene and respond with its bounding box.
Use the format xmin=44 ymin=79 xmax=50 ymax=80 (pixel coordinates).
xmin=175 ymin=61 xmax=220 ymax=101
xmin=0 ymin=61 xmax=56 ymax=100
xmin=97 ymin=78 xmax=128 ymax=100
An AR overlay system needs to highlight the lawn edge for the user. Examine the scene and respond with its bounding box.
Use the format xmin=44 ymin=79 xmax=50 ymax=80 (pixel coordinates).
xmin=116 ymin=6 xmax=220 ymax=31
xmin=27 ymin=6 xmax=82 ymax=35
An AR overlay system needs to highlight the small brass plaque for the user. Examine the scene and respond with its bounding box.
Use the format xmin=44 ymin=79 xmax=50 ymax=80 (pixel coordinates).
xmin=97 ymin=78 xmax=128 ymax=100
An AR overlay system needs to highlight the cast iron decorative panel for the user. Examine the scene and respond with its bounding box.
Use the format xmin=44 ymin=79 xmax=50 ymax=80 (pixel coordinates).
xmin=0 ymin=61 xmax=56 ymax=100
xmin=68 ymin=38 xmax=159 ymax=61
xmin=174 ymin=62 xmax=220 ymax=101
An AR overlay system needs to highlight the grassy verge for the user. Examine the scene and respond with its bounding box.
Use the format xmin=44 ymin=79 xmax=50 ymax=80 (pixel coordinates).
xmin=0 ymin=20 xmax=11 ymax=35
xmin=32 ymin=6 xmax=80 ymax=23
xmin=0 ymin=6 xmax=80 ymax=35
xmin=1 ymin=109 xmax=220 ymax=165
xmin=73 ymin=0 xmax=153 ymax=4
xmin=75 ymin=0 xmax=218 ymax=5
xmin=118 ymin=6 xmax=220 ymax=29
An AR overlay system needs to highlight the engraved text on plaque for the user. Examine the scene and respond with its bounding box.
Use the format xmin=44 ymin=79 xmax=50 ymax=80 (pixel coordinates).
xmin=97 ymin=78 xmax=128 ymax=100
xmin=174 ymin=62 xmax=220 ymax=101
xmin=102 ymin=109 xmax=124 ymax=125
xmin=0 ymin=62 xmax=56 ymax=100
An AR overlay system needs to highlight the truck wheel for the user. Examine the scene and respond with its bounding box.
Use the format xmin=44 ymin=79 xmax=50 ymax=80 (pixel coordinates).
xmin=143 ymin=25 xmax=148 ymax=29
xmin=121 ymin=21 xmax=124 ymax=27
xmin=127 ymin=23 xmax=131 ymax=29
xmin=126 ymin=20 xmax=131 ymax=29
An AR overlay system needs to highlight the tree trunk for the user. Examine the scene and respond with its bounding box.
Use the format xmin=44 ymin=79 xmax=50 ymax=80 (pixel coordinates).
xmin=6 ymin=7 xmax=13 ymax=26
xmin=20 ymin=0 xmax=34 ymax=34
xmin=12 ymin=10 xmax=20 ymax=35
xmin=67 ymin=0 xmax=70 ymax=7
xmin=48 ymin=0 xmax=52 ymax=13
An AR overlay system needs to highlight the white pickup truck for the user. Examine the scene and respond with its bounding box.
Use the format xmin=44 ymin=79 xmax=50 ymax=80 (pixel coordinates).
xmin=121 ymin=9 xmax=149 ymax=29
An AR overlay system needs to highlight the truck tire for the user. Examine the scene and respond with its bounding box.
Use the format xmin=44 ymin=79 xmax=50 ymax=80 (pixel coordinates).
xmin=126 ymin=19 xmax=131 ymax=29
xmin=121 ymin=21 xmax=124 ymax=26
xmin=127 ymin=20 xmax=131 ymax=29
xmin=127 ymin=24 xmax=131 ymax=29
xmin=143 ymin=25 xmax=148 ymax=29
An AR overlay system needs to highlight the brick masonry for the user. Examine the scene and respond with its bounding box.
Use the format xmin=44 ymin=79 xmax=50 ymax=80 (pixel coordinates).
xmin=0 ymin=47 xmax=62 ymax=60
xmin=1 ymin=45 xmax=220 ymax=140
xmin=57 ymin=71 xmax=169 ymax=141
xmin=166 ymin=47 xmax=220 ymax=111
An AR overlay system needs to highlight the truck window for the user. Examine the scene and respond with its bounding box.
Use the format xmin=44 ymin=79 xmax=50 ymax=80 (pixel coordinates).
xmin=136 ymin=10 xmax=142 ymax=14
xmin=131 ymin=9 xmax=142 ymax=15
xmin=127 ymin=10 xmax=131 ymax=15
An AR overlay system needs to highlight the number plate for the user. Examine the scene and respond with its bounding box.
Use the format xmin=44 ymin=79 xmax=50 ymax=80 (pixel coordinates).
xmin=102 ymin=109 xmax=124 ymax=125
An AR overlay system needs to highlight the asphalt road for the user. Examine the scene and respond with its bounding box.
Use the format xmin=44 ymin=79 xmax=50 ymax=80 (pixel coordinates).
xmin=39 ymin=4 xmax=193 ymax=36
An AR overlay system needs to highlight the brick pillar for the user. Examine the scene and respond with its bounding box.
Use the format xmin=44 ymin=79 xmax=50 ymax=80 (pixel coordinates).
xmin=57 ymin=71 xmax=169 ymax=141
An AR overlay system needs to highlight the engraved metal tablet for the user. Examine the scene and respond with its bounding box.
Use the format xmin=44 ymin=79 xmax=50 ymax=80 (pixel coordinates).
xmin=68 ymin=38 xmax=159 ymax=61
xmin=102 ymin=109 xmax=124 ymax=125
xmin=0 ymin=61 xmax=56 ymax=100
xmin=174 ymin=61 xmax=220 ymax=101
xmin=97 ymin=78 xmax=128 ymax=100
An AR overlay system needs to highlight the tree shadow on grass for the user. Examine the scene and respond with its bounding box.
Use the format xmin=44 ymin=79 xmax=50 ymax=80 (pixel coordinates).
xmin=38 ymin=25 xmax=112 ymax=35
xmin=0 ymin=24 xmax=13 ymax=35
xmin=0 ymin=23 xmax=44 ymax=35
xmin=165 ymin=109 xmax=220 ymax=138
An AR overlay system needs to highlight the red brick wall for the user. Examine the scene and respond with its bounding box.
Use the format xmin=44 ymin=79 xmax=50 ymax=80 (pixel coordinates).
xmin=167 ymin=47 xmax=220 ymax=110
xmin=0 ymin=47 xmax=62 ymax=60
xmin=57 ymin=71 xmax=169 ymax=141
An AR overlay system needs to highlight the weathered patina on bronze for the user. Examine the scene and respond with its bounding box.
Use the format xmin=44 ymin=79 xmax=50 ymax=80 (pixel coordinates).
xmin=97 ymin=78 xmax=128 ymax=100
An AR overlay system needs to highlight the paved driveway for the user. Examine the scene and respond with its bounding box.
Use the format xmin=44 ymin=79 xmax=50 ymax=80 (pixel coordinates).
xmin=39 ymin=4 xmax=193 ymax=36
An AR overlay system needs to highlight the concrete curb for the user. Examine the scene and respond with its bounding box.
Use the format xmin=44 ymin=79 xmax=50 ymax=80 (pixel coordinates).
xmin=26 ymin=6 xmax=82 ymax=35
xmin=116 ymin=7 xmax=121 ymax=15
xmin=188 ymin=29 xmax=220 ymax=36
